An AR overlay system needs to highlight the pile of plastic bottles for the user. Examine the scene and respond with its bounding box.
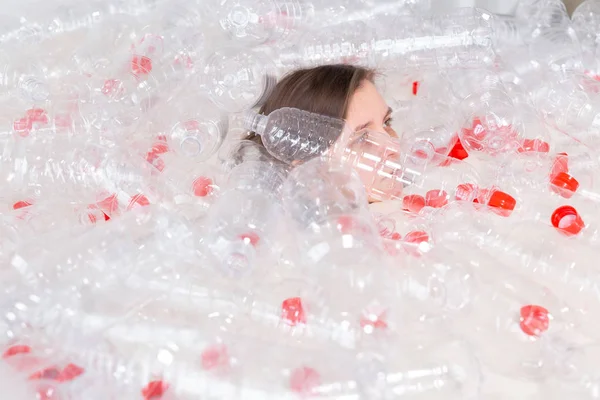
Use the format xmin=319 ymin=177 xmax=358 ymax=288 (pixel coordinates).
xmin=1 ymin=0 xmax=600 ymax=398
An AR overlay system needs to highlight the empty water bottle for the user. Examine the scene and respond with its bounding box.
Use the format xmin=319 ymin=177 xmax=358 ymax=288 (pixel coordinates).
xmin=202 ymin=161 xmax=287 ymax=278
xmin=202 ymin=48 xmax=277 ymax=112
xmin=245 ymin=107 xmax=351 ymax=164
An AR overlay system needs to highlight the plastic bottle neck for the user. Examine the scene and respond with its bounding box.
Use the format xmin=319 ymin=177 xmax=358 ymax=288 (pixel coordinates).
xmin=244 ymin=112 xmax=268 ymax=135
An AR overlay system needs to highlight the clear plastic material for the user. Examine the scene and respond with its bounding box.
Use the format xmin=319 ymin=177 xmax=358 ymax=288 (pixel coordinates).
xmin=209 ymin=0 xmax=314 ymax=45
xmin=341 ymin=129 xmax=482 ymax=205
xmin=245 ymin=107 xmax=352 ymax=164
xmin=202 ymin=161 xmax=287 ymax=278
xmin=202 ymin=48 xmax=278 ymax=112
xmin=572 ymin=0 xmax=600 ymax=76
xmin=0 ymin=55 xmax=49 ymax=101
xmin=282 ymin=157 xmax=383 ymax=266
xmin=279 ymin=7 xmax=496 ymax=70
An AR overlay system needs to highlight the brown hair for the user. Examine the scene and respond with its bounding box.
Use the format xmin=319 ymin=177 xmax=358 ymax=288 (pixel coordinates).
xmin=246 ymin=64 xmax=375 ymax=147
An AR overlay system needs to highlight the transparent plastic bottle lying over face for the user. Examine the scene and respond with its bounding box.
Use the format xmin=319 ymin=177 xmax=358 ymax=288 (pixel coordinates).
xmin=341 ymin=129 xmax=482 ymax=206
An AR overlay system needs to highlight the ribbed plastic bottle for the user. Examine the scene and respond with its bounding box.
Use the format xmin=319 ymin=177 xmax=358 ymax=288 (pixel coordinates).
xmin=278 ymin=7 xmax=495 ymax=70
xmin=0 ymin=56 xmax=49 ymax=101
xmin=341 ymin=129 xmax=483 ymax=207
xmin=245 ymin=107 xmax=350 ymax=164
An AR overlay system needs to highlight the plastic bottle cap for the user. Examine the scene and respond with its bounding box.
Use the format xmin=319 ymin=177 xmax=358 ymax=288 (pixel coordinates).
xmin=289 ymin=366 xmax=321 ymax=394
xmin=412 ymin=81 xmax=420 ymax=95
xmin=131 ymin=55 xmax=153 ymax=75
xmin=142 ymin=380 xmax=169 ymax=400
xmin=281 ymin=297 xmax=307 ymax=326
xmin=519 ymin=305 xmax=550 ymax=337
xmin=192 ymin=176 xmax=214 ymax=197
xmin=2 ymin=345 xmax=31 ymax=359
xmin=549 ymin=172 xmax=579 ymax=198
xmin=551 ymin=206 xmax=584 ymax=236
xmin=402 ymin=195 xmax=425 ymax=213
xmin=57 ymin=364 xmax=85 ymax=383
xmin=238 ymin=232 xmax=260 ymax=247
xmin=127 ymin=194 xmax=150 ymax=211
xmin=425 ymin=189 xmax=449 ymax=208
xmin=12 ymin=201 xmax=33 ymax=210
xmin=518 ymin=139 xmax=550 ymax=153
xmin=403 ymin=230 xmax=431 ymax=256
xmin=447 ymin=137 xmax=469 ymax=160
xmin=360 ymin=306 xmax=388 ymax=332
xmin=29 ymin=367 xmax=61 ymax=381
xmin=201 ymin=344 xmax=229 ymax=370
xmin=455 ymin=183 xmax=479 ymax=202
xmin=487 ymin=190 xmax=516 ymax=217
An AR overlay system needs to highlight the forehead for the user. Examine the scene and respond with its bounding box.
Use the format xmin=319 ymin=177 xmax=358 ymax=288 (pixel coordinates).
xmin=346 ymin=81 xmax=388 ymax=122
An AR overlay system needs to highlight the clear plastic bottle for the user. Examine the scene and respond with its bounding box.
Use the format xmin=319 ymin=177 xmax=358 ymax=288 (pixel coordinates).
xmin=459 ymin=87 xmax=524 ymax=155
xmin=572 ymin=0 xmax=600 ymax=76
xmin=278 ymin=7 xmax=496 ymax=70
xmin=534 ymin=74 xmax=600 ymax=136
xmin=341 ymin=129 xmax=482 ymax=205
xmin=202 ymin=161 xmax=287 ymax=278
xmin=0 ymin=0 xmax=162 ymax=45
xmin=201 ymin=48 xmax=278 ymax=113
xmin=0 ymin=55 xmax=49 ymax=101
xmin=208 ymin=0 xmax=314 ymax=46
xmin=244 ymin=107 xmax=351 ymax=164
xmin=282 ymin=157 xmax=387 ymax=267
xmin=142 ymin=89 xmax=228 ymax=162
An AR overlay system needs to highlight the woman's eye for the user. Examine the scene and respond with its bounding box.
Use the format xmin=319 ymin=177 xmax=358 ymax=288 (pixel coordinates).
xmin=385 ymin=118 xmax=393 ymax=127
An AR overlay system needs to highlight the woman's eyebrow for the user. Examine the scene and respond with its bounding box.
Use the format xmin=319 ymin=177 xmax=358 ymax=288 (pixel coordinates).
xmin=384 ymin=107 xmax=393 ymax=119
xmin=356 ymin=122 xmax=371 ymax=131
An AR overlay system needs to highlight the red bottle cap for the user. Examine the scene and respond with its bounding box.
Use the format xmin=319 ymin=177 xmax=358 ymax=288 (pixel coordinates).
xmin=551 ymin=206 xmax=585 ymax=236
xmin=289 ymin=366 xmax=321 ymax=394
xmin=520 ymin=305 xmax=550 ymax=336
xmin=487 ymin=190 xmax=516 ymax=217
xmin=518 ymin=139 xmax=550 ymax=153
xmin=412 ymin=81 xmax=420 ymax=96
xmin=549 ymin=172 xmax=579 ymax=199
xmin=12 ymin=200 xmax=33 ymax=210
xmin=425 ymin=189 xmax=449 ymax=208
xmin=447 ymin=137 xmax=469 ymax=160
xmin=238 ymin=232 xmax=260 ymax=247
xmin=192 ymin=176 xmax=214 ymax=197
xmin=281 ymin=297 xmax=307 ymax=326
xmin=142 ymin=380 xmax=169 ymax=399
xmin=131 ymin=55 xmax=153 ymax=75
xmin=57 ymin=363 xmax=85 ymax=382
xmin=2 ymin=344 xmax=31 ymax=358
xmin=360 ymin=305 xmax=388 ymax=331
xmin=127 ymin=194 xmax=150 ymax=210
xmin=402 ymin=194 xmax=425 ymax=213
xmin=201 ymin=344 xmax=229 ymax=370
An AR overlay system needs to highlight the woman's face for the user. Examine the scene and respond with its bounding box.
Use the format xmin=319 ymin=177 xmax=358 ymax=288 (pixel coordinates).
xmin=344 ymin=80 xmax=401 ymax=203
xmin=346 ymin=80 xmax=397 ymax=138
